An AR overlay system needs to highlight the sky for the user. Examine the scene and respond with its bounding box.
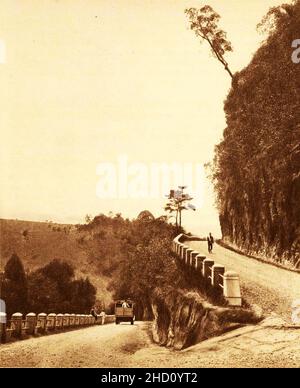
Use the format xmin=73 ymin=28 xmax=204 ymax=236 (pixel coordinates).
xmin=0 ymin=0 xmax=291 ymax=237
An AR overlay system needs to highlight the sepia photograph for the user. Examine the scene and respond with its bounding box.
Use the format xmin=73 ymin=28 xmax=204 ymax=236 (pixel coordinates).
xmin=0 ymin=0 xmax=299 ymax=372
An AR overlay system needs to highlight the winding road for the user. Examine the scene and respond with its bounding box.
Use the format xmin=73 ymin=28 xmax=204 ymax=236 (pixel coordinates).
xmin=186 ymin=241 xmax=300 ymax=321
xmin=1 ymin=319 xmax=299 ymax=368
xmin=1 ymin=244 xmax=299 ymax=368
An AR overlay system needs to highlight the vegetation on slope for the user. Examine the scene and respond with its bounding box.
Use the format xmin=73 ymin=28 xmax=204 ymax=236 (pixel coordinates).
xmin=212 ymin=1 xmax=300 ymax=266
xmin=1 ymin=255 xmax=96 ymax=317
xmin=0 ymin=212 xmax=181 ymax=316
xmin=0 ymin=218 xmax=112 ymax=303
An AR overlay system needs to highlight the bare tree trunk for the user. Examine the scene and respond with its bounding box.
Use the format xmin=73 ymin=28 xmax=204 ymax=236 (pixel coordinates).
xmin=224 ymin=64 xmax=233 ymax=78
xmin=205 ymin=36 xmax=233 ymax=79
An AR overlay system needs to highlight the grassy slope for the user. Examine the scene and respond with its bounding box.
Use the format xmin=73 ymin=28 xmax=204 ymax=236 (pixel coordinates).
xmin=0 ymin=219 xmax=112 ymax=304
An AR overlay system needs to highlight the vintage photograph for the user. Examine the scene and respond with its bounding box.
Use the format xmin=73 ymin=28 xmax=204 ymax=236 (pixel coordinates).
xmin=0 ymin=0 xmax=299 ymax=370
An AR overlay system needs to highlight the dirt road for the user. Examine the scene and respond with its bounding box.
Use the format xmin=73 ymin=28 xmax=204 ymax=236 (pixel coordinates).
xmin=0 ymin=322 xmax=151 ymax=368
xmin=1 ymin=319 xmax=299 ymax=368
xmin=1 ymin=244 xmax=299 ymax=368
xmin=186 ymin=241 xmax=300 ymax=321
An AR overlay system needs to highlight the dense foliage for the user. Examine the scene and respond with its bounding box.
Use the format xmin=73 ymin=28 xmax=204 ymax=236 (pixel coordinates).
xmin=1 ymin=255 xmax=96 ymax=317
xmin=79 ymin=211 xmax=181 ymax=318
xmin=212 ymin=1 xmax=300 ymax=266
xmin=27 ymin=259 xmax=96 ymax=315
xmin=0 ymin=212 xmax=180 ymax=318
xmin=1 ymin=254 xmax=28 ymax=317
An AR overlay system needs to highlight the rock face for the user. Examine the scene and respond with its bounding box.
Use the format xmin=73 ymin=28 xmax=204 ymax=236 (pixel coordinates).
xmin=151 ymin=288 xmax=262 ymax=350
xmin=213 ymin=1 xmax=300 ymax=267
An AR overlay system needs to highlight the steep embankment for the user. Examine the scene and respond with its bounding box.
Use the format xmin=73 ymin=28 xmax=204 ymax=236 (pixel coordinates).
xmin=0 ymin=219 xmax=112 ymax=303
xmin=213 ymin=2 xmax=300 ymax=267
xmin=150 ymin=287 xmax=262 ymax=350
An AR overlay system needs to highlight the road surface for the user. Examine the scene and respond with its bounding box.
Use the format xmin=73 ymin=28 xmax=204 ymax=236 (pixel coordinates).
xmin=0 ymin=322 xmax=151 ymax=368
xmin=1 ymin=244 xmax=299 ymax=368
xmin=186 ymin=241 xmax=300 ymax=321
xmin=1 ymin=319 xmax=299 ymax=368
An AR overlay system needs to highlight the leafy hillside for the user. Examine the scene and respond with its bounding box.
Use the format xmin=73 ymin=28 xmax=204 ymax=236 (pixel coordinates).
xmin=0 ymin=218 xmax=112 ymax=304
xmin=212 ymin=1 xmax=300 ymax=267
xmin=0 ymin=213 xmax=179 ymax=310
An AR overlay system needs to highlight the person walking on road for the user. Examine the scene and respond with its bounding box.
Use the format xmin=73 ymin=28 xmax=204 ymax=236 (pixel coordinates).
xmin=207 ymin=233 xmax=214 ymax=253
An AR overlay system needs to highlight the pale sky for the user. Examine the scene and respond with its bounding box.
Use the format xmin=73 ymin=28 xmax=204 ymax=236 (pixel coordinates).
xmin=0 ymin=0 xmax=291 ymax=236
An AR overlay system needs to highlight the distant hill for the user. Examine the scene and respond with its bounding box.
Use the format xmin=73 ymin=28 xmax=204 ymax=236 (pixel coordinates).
xmin=0 ymin=218 xmax=112 ymax=305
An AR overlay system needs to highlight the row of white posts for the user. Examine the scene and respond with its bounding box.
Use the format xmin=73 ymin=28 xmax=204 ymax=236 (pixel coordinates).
xmin=172 ymin=236 xmax=242 ymax=307
xmin=0 ymin=312 xmax=115 ymax=344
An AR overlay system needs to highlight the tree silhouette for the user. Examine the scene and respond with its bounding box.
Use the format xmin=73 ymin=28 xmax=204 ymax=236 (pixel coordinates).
xmin=185 ymin=5 xmax=233 ymax=78
xmin=1 ymin=254 xmax=28 ymax=317
xmin=28 ymin=260 xmax=96 ymax=314
xmin=164 ymin=186 xmax=196 ymax=229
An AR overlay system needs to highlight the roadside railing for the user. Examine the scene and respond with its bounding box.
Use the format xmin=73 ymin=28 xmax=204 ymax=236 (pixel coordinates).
xmin=0 ymin=312 xmax=115 ymax=344
xmin=172 ymin=234 xmax=242 ymax=307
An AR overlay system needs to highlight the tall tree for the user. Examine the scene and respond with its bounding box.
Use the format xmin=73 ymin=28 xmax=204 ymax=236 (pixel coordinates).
xmin=1 ymin=254 xmax=28 ymax=317
xmin=185 ymin=5 xmax=233 ymax=78
xmin=164 ymin=186 xmax=196 ymax=229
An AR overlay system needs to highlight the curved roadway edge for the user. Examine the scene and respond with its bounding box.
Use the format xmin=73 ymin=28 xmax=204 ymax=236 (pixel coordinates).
xmin=0 ymin=320 xmax=299 ymax=368
xmin=217 ymin=239 xmax=300 ymax=274
xmin=183 ymin=239 xmax=300 ymax=322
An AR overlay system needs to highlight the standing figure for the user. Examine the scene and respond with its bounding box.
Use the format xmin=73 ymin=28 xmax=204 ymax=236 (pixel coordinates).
xmin=207 ymin=233 xmax=214 ymax=253
xmin=90 ymin=306 xmax=98 ymax=321
xmin=122 ymin=300 xmax=130 ymax=308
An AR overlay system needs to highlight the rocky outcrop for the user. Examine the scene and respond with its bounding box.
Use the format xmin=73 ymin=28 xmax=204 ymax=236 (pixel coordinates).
xmin=151 ymin=287 xmax=262 ymax=350
xmin=213 ymin=1 xmax=300 ymax=267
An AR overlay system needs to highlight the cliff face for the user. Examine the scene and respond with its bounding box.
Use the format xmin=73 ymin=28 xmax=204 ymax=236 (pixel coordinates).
xmin=213 ymin=1 xmax=300 ymax=267
xmin=150 ymin=288 xmax=262 ymax=350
